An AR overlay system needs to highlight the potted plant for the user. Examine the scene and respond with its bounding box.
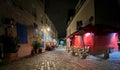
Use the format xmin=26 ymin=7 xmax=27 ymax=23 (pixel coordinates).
xmin=103 ymin=49 xmax=109 ymax=59
xmin=0 ymin=35 xmax=20 ymax=62
xmin=71 ymin=47 xmax=78 ymax=56
xmin=32 ymin=41 xmax=42 ymax=54
xmin=81 ymin=51 xmax=87 ymax=59
xmin=80 ymin=47 xmax=90 ymax=59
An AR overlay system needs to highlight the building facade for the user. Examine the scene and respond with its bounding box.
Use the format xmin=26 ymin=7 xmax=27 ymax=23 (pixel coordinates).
xmin=66 ymin=0 xmax=120 ymax=55
xmin=0 ymin=0 xmax=57 ymax=58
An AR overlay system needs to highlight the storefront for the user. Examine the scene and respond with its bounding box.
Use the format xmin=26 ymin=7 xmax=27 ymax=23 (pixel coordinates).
xmin=65 ymin=24 xmax=119 ymax=55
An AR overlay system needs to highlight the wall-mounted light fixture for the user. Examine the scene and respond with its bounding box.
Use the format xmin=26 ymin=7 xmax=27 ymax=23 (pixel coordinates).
xmin=47 ymin=27 xmax=50 ymax=31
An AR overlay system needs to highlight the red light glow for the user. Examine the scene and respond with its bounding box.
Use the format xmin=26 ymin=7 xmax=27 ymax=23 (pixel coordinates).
xmin=85 ymin=33 xmax=91 ymax=37
xmin=84 ymin=33 xmax=94 ymax=50
xmin=74 ymin=35 xmax=83 ymax=47
xmin=109 ymin=33 xmax=118 ymax=51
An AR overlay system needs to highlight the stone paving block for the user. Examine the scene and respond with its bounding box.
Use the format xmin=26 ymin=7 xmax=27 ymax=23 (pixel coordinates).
xmin=0 ymin=48 xmax=120 ymax=70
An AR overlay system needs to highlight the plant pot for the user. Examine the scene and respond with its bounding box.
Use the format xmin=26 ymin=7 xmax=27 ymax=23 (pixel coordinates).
xmin=103 ymin=49 xmax=109 ymax=59
xmin=38 ymin=48 xmax=42 ymax=53
xmin=104 ymin=53 xmax=109 ymax=59
xmin=35 ymin=49 xmax=38 ymax=54
xmin=4 ymin=53 xmax=18 ymax=63
xmin=81 ymin=53 xmax=88 ymax=59
xmin=9 ymin=53 xmax=18 ymax=61
xmin=81 ymin=54 xmax=87 ymax=59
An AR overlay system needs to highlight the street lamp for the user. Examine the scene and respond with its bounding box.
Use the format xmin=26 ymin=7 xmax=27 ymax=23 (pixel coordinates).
xmin=47 ymin=27 xmax=50 ymax=31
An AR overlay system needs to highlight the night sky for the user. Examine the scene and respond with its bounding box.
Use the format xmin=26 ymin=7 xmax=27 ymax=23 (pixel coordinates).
xmin=45 ymin=0 xmax=79 ymax=38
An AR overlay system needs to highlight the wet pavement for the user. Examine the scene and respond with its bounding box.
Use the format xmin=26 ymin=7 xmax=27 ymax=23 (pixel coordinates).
xmin=0 ymin=48 xmax=120 ymax=70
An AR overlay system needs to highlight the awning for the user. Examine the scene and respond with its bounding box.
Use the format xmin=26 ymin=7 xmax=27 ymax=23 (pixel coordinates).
xmin=65 ymin=24 xmax=95 ymax=40
xmin=65 ymin=23 xmax=119 ymax=40
xmin=64 ymin=31 xmax=79 ymax=40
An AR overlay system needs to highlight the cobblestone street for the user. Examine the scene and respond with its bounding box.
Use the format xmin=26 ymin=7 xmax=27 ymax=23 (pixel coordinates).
xmin=0 ymin=48 xmax=120 ymax=70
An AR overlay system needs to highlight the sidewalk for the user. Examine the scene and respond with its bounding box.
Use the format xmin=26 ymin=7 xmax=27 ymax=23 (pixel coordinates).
xmin=94 ymin=51 xmax=120 ymax=60
xmin=62 ymin=46 xmax=120 ymax=61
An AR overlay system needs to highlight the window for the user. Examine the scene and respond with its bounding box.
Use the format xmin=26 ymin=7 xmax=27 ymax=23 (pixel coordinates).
xmin=40 ymin=17 xmax=43 ymax=24
xmin=32 ymin=7 xmax=37 ymax=18
xmin=33 ymin=23 xmax=38 ymax=36
xmin=41 ymin=31 xmax=44 ymax=38
xmin=16 ymin=23 xmax=28 ymax=44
